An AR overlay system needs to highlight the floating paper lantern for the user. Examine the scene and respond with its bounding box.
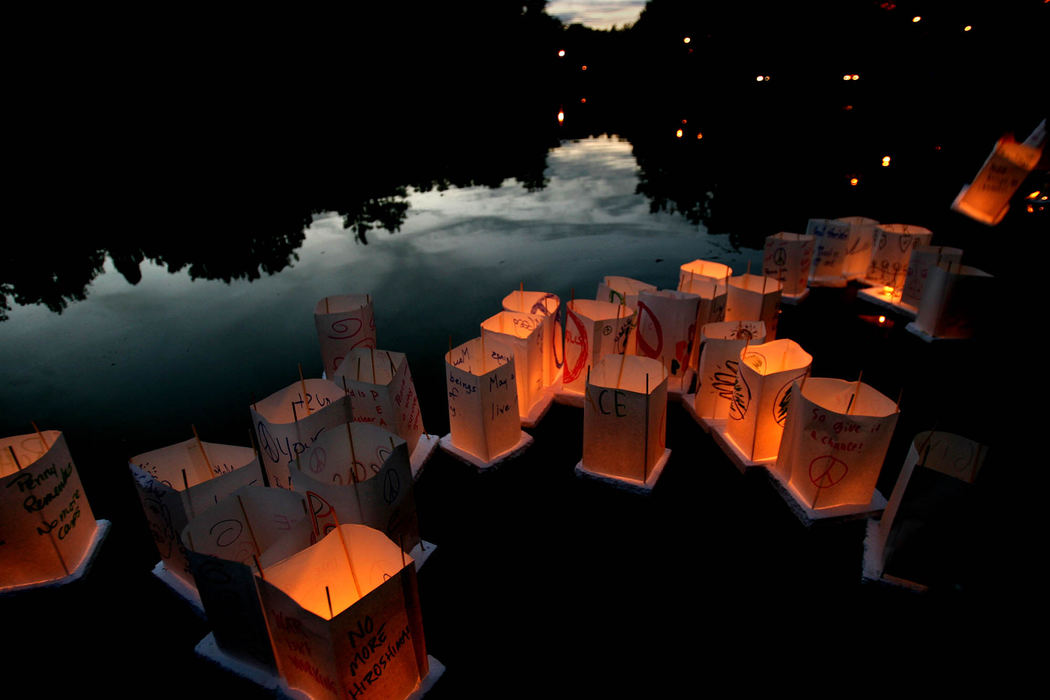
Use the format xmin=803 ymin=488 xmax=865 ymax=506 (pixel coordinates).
xmin=1 ymin=430 xmax=107 ymax=591
xmin=315 ymin=294 xmax=376 ymax=379
xmin=899 ymin=246 xmax=964 ymax=311
xmin=292 ymin=422 xmax=421 ymax=555
xmin=560 ymin=299 xmax=634 ymax=402
xmin=762 ymin=232 xmax=814 ymax=301
xmin=331 ymin=348 xmax=435 ymax=477
xmin=579 ymin=354 xmax=669 ymax=489
xmin=481 ymin=310 xmax=550 ymax=426
xmin=130 ymin=436 xmax=263 ymax=589
xmin=441 ymin=337 xmax=532 ymax=468
xmin=251 ymin=378 xmax=353 ymax=490
xmin=596 ymin=275 xmax=656 ymax=308
xmin=836 ymin=216 xmax=879 ymax=281
xmin=863 ymin=223 xmax=933 ymax=292
xmin=634 ymin=289 xmax=700 ymax=396
xmin=677 ymin=260 xmax=730 ymax=370
xmin=183 ymin=485 xmax=313 ymax=672
xmin=501 ymin=289 xmax=563 ymax=387
xmin=720 ymin=338 xmax=811 ymax=467
xmin=775 ymin=377 xmax=899 ymax=515
xmin=257 ymin=523 xmax=430 ymax=700
xmin=724 ymin=273 xmax=782 ymax=339
xmin=805 ymin=218 xmax=853 ymax=287
xmin=907 ymin=263 xmax=994 ymax=341
xmin=952 ymin=120 xmax=1046 ymax=225
xmin=690 ymin=320 xmax=767 ymax=428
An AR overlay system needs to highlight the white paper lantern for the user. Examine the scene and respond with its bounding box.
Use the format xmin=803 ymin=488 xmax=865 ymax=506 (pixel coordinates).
xmin=690 ymin=320 xmax=768 ymax=428
xmin=501 ymin=289 xmax=563 ymax=387
xmin=314 ymin=294 xmax=376 ymax=379
xmin=634 ymin=289 xmax=701 ymax=396
xmin=863 ymin=223 xmax=933 ymax=292
xmin=763 ymin=232 xmax=814 ymax=300
xmin=677 ymin=262 xmax=729 ymax=371
xmin=725 ymin=273 xmax=782 ymax=339
xmin=951 ymin=122 xmax=1045 ymax=225
xmin=908 ymin=263 xmax=994 ymax=341
xmin=481 ymin=310 xmax=550 ymax=426
xmin=560 ymin=299 xmax=634 ymax=403
xmin=899 ymin=246 xmax=964 ymax=311
xmin=836 ymin=216 xmax=879 ymax=281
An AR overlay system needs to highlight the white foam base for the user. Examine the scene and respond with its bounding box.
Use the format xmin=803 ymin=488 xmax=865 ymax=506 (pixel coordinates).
xmin=552 ymin=384 xmax=585 ymax=408
xmin=766 ymin=468 xmax=888 ymax=526
xmin=438 ymin=431 xmax=534 ymax=471
xmin=196 ymin=632 xmax=446 ymax=699
xmin=520 ymin=383 xmax=558 ymax=428
xmin=410 ymin=434 xmax=441 ymax=480
xmin=856 ymin=287 xmax=919 ymax=318
xmin=860 ymin=519 xmax=929 ymax=592
xmin=409 ymin=540 xmax=437 ymax=570
xmin=574 ymin=448 xmax=672 ymax=494
xmin=780 ymin=288 xmax=810 ymax=305
xmin=904 ymin=321 xmax=969 ymax=343
xmin=151 ymin=559 xmax=205 ymax=615
xmin=808 ymin=275 xmax=848 ymax=288
xmin=0 ymin=519 xmax=111 ymax=596
xmin=709 ymin=423 xmax=775 ymax=472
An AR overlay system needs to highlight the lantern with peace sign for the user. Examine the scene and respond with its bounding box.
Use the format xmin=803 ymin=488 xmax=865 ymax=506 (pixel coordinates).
xmin=763 ymin=232 xmax=814 ymax=302
xmin=558 ymin=299 xmax=634 ymax=406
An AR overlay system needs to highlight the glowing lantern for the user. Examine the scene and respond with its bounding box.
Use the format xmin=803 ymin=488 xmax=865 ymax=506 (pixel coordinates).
xmin=718 ymin=339 xmax=812 ymax=468
xmin=862 ymin=223 xmax=933 ymax=292
xmin=688 ymin=320 xmax=767 ymax=429
xmin=1 ymin=430 xmax=109 ymax=592
xmin=951 ymin=119 xmax=1046 ymax=225
xmin=293 ymin=423 xmax=423 ymax=559
xmin=899 ymin=245 xmax=964 ymax=312
xmin=835 ymin=216 xmax=879 ymax=280
xmin=129 ymin=436 xmax=263 ymax=592
xmin=441 ymin=337 xmax=532 ymax=469
xmin=864 ymin=431 xmax=987 ymax=590
xmin=596 ymin=276 xmax=656 ymax=354
xmin=677 ymin=259 xmax=731 ymax=370
xmin=762 ymin=232 xmax=815 ymax=302
xmin=775 ymin=377 xmax=899 ymax=519
xmin=634 ymin=289 xmax=701 ymax=396
xmin=251 ymin=379 xmax=353 ymax=490
xmin=806 ymin=218 xmax=853 ymax=287
xmin=725 ymin=273 xmax=783 ymax=338
xmin=481 ymin=310 xmax=550 ymax=427
xmin=331 ymin=348 xmax=436 ymax=478
xmin=183 ymin=485 xmax=312 ymax=673
xmin=501 ymin=289 xmax=562 ymax=388
xmin=560 ymin=299 xmax=634 ymax=404
xmin=315 ymin=295 xmax=376 ymax=380
xmin=907 ymin=263 xmax=994 ymax=341
xmin=578 ymin=354 xmax=670 ymax=490
xmin=257 ymin=524 xmax=433 ymax=700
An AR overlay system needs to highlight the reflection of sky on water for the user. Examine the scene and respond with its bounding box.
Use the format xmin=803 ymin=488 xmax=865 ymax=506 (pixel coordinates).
xmin=0 ymin=136 xmax=755 ymax=443
xmin=546 ymin=0 xmax=645 ymax=29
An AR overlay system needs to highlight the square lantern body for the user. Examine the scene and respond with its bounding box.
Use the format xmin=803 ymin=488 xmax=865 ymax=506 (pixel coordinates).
xmin=257 ymin=524 xmax=429 ymax=700
xmin=332 ymin=348 xmax=425 ymax=457
xmin=183 ymin=485 xmax=313 ymax=671
xmin=315 ymin=294 xmax=377 ymax=379
xmin=693 ymin=321 xmax=768 ymax=422
xmin=130 ymin=439 xmax=263 ymax=587
xmin=951 ymin=135 xmax=1043 ymax=225
xmin=836 ymin=216 xmax=879 ymax=280
xmin=900 ymin=246 xmax=964 ymax=311
xmin=777 ymin=377 xmax=899 ymax=509
xmin=445 ymin=337 xmax=522 ymax=463
xmin=1 ymin=431 xmax=99 ymax=588
xmin=292 ymin=422 xmax=420 ymax=554
xmin=863 ymin=223 xmax=933 ymax=292
xmin=582 ymin=354 xmax=668 ymax=483
xmin=724 ymin=339 xmax=812 ymax=463
xmin=806 ymin=218 xmax=853 ymax=286
xmin=251 ymin=379 xmax=353 ymax=490
xmin=501 ymin=290 xmax=562 ymax=388
xmin=481 ymin=310 xmax=547 ymax=424
xmin=677 ymin=262 xmax=730 ymax=371
xmin=912 ymin=264 xmax=994 ymax=340
xmin=634 ymin=289 xmax=700 ymax=394
xmin=763 ymin=232 xmax=814 ymax=297
xmin=562 ymin=299 xmax=634 ymax=396
xmin=725 ymin=273 xmax=782 ymax=339
xmin=596 ymin=276 xmax=656 ymax=354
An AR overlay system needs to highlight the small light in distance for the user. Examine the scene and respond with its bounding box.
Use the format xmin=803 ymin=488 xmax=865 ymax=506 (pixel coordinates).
xmin=557 ymin=110 xmax=564 ymax=124
xmin=963 ymin=25 xmax=972 ymax=32
xmin=850 ymin=177 xmax=859 ymax=186
xmin=843 ymin=74 xmax=851 ymax=81
xmin=1027 ymin=191 xmax=1041 ymax=199
xmin=757 ymin=75 xmax=765 ymax=82
xmin=558 ymin=49 xmax=566 ymax=57
xmin=912 ymin=15 xmax=921 ymax=23
xmin=580 ymin=97 xmax=587 ymax=103
xmin=581 ymin=65 xmax=587 ymax=71
xmin=878 ymin=315 xmax=887 ymax=325
xmin=882 ymin=156 xmax=891 ymax=167
xmin=696 ymin=132 xmax=703 ymax=140
xmin=852 ymin=74 xmax=860 ymax=80
xmin=683 ymin=36 xmax=691 ymax=44
xmin=676 ymin=129 xmax=684 ymax=138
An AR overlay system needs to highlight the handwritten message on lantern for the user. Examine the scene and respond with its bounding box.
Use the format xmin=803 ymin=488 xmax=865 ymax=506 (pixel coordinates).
xmin=563 ymin=299 xmax=634 ymax=394
xmin=502 ymin=289 xmax=562 ymax=387
xmin=763 ymin=232 xmax=814 ymax=296
xmin=865 ymin=224 xmax=932 ymax=290
xmin=952 ymin=132 xmax=1044 ymax=225
xmin=677 ymin=266 xmax=729 ymax=371
xmin=333 ymin=349 xmax=424 ymax=455
xmin=836 ymin=216 xmax=879 ymax=280
xmin=900 ymin=246 xmax=963 ymax=310
xmin=806 ymin=218 xmax=852 ymax=285
xmin=445 ymin=338 xmax=521 ymax=462
xmin=482 ymin=310 xmax=546 ymax=420
xmin=315 ymin=294 xmax=377 ymax=378
xmin=635 ymin=289 xmax=700 ymax=387
xmin=694 ymin=320 xmax=767 ymax=421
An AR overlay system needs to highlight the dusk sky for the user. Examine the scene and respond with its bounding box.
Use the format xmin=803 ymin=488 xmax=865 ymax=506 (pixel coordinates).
xmin=546 ymin=0 xmax=647 ymax=29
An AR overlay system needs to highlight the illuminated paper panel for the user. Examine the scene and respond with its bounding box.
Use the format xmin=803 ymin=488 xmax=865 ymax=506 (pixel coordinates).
xmin=836 ymin=216 xmax=879 ymax=280
xmin=481 ymin=311 xmax=546 ymax=420
xmin=445 ymin=338 xmax=520 ymax=462
xmin=864 ymin=223 xmax=933 ymax=291
xmin=725 ymin=273 xmax=782 ymax=339
xmin=763 ymin=232 xmax=814 ymax=296
xmin=314 ymin=294 xmax=377 ymax=378
xmin=635 ymin=289 xmax=700 ymax=390
xmin=501 ymin=290 xmax=562 ymax=387
xmin=562 ymin=299 xmax=634 ymax=394
xmin=332 ymin=349 xmax=424 ymax=455
xmin=806 ymin=218 xmax=852 ymax=285
xmin=694 ymin=321 xmax=767 ymax=420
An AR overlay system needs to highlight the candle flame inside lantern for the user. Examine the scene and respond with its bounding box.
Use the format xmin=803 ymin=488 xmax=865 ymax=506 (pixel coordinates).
xmin=676 ymin=129 xmax=683 ymax=138
xmin=878 ymin=315 xmax=887 ymax=325
xmin=883 ymin=286 xmax=894 ymax=297
xmin=1028 ymin=191 xmax=1042 ymax=199
xmin=850 ymin=177 xmax=859 ymax=186
xmin=557 ymin=110 xmax=564 ymax=123
xmin=683 ymin=37 xmax=691 ymax=44
xmin=912 ymin=15 xmax=921 ymax=23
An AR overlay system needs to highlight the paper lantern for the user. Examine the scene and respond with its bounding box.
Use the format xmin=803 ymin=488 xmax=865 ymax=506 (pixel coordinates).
xmin=596 ymin=275 xmax=656 ymax=308
xmin=634 ymin=289 xmax=700 ymax=396
xmin=805 ymin=218 xmax=853 ymax=287
xmin=129 ymin=437 xmax=263 ymax=590
xmin=331 ymin=348 xmax=436 ymax=478
xmin=907 ymin=263 xmax=994 ymax=341
xmin=724 ymin=273 xmax=782 ymax=339
xmin=183 ymin=485 xmax=313 ymax=672
xmin=951 ymin=120 xmax=1045 ymax=225
xmin=677 ymin=259 xmax=732 ymax=292
xmin=315 ymin=294 xmax=376 ymax=379
xmin=1 ymin=430 xmax=108 ymax=592
xmin=863 ymin=223 xmax=933 ymax=291
xmin=481 ymin=310 xmax=551 ymax=426
xmin=578 ymin=354 xmax=669 ymax=489
xmin=251 ymin=378 xmax=353 ymax=490
xmin=441 ymin=337 xmax=532 ymax=468
xmin=292 ymin=422 xmax=422 ymax=557
xmin=689 ymin=320 xmax=767 ymax=429
xmin=864 ymin=431 xmax=988 ymax=590
xmin=257 ymin=524 xmax=431 ymax=700
xmin=899 ymin=246 xmax=964 ymax=312
xmin=762 ymin=232 xmax=814 ymax=301
xmin=560 ymin=299 xmax=634 ymax=403
xmin=836 ymin=216 xmax=879 ymax=280
xmin=775 ymin=377 xmax=899 ymax=517
xmin=719 ymin=338 xmax=811 ymax=467
xmin=676 ymin=261 xmax=730 ymax=371
xmin=501 ymin=289 xmax=562 ymax=388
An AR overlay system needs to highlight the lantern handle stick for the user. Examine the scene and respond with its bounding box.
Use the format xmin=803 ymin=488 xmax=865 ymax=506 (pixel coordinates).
xmin=191 ymin=424 xmax=216 ymax=479
xmin=298 ymin=363 xmax=312 ymax=415
xmin=520 ymin=281 xmax=525 ymax=311
xmin=31 ymin=421 xmax=48 ymax=451
xmin=251 ymin=392 xmax=258 ymax=412
xmin=846 ymin=371 xmax=863 ymax=415
xmin=7 ymin=445 xmax=22 ymax=471
xmin=642 ymin=373 xmax=650 ymax=483
xmin=584 ymin=365 xmax=598 ymax=412
xmin=326 ymin=585 xmax=335 ymax=619
xmin=370 ymin=348 xmax=376 ymax=384
xmin=331 ymin=512 xmax=363 ymax=599
xmin=357 ymin=356 xmax=362 ymax=381
xmin=181 ymin=469 xmax=196 ymax=520
xmin=237 ymin=494 xmax=262 ymax=557
xmin=325 ymin=296 xmax=330 ymax=314
xmin=616 ymin=347 xmax=628 ymax=389
xmin=343 ymin=421 xmax=364 ymax=517
xmin=253 ymin=554 xmax=266 ymax=581
xmin=386 ymin=351 xmax=397 ymax=379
